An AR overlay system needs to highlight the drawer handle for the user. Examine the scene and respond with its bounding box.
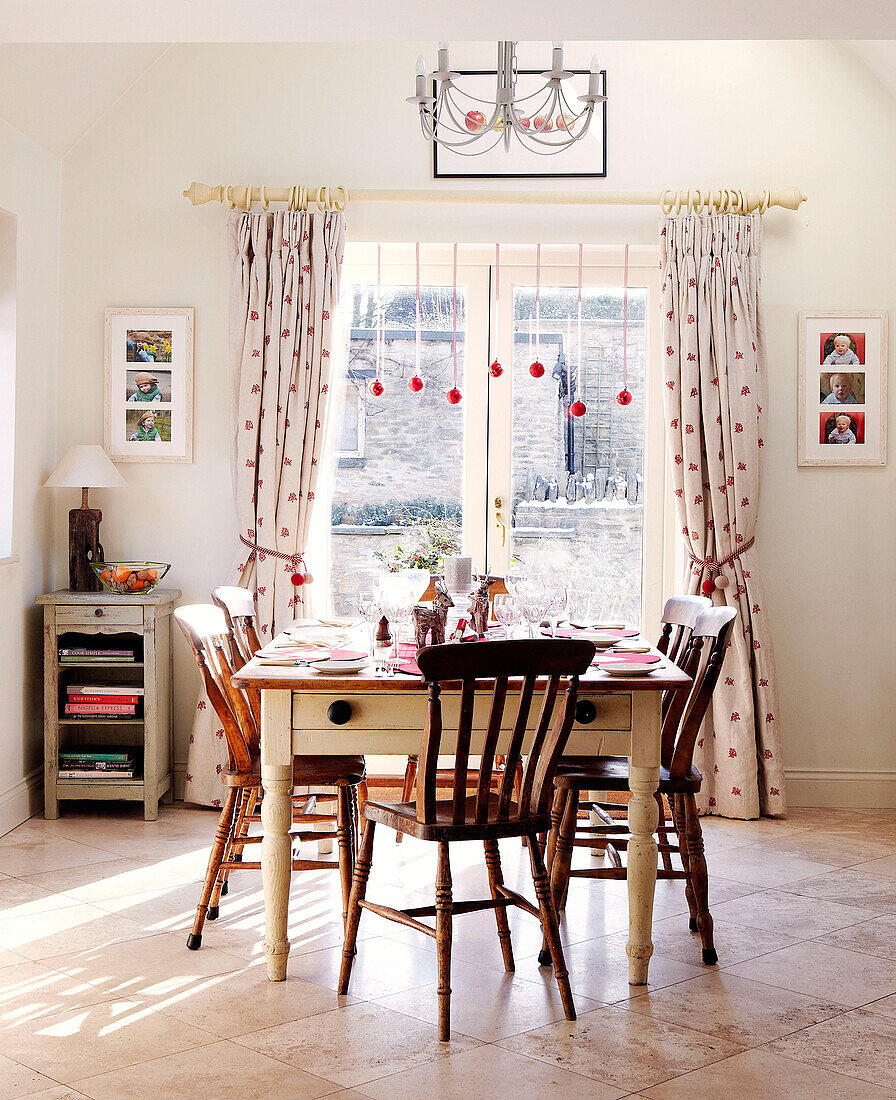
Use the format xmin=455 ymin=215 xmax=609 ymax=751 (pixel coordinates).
xmin=94 ymin=608 xmax=105 ymax=617
xmin=327 ymin=700 xmax=353 ymax=725
xmin=575 ymin=700 xmax=598 ymax=725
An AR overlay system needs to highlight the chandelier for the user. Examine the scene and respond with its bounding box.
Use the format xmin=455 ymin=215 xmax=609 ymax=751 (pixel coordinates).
xmin=408 ymin=41 xmax=605 ymax=157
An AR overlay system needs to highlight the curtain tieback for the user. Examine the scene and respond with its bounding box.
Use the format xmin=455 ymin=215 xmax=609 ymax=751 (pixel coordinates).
xmin=686 ymin=536 xmax=754 ymax=595
xmin=240 ymin=534 xmax=307 ymax=586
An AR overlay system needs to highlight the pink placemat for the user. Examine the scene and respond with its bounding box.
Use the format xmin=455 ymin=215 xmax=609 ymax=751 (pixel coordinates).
xmin=317 ymin=649 xmax=367 ymax=662
xmin=593 ymin=652 xmax=662 ymax=665
xmin=554 ymin=627 xmax=640 ymax=639
xmin=394 ymin=659 xmax=423 ymax=676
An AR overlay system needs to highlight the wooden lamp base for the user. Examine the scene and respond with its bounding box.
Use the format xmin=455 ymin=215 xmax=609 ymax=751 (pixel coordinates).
xmin=68 ymin=499 xmax=104 ymax=592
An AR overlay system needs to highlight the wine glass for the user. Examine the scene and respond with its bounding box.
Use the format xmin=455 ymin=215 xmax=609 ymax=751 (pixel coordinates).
xmin=517 ymin=587 xmax=549 ymax=640
xmin=492 ymin=593 xmax=520 ymax=639
xmin=357 ymin=594 xmax=382 ymax=659
xmin=544 ymin=583 xmax=568 ymax=638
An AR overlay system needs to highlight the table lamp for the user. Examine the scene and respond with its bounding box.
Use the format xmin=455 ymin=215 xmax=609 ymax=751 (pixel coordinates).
xmin=45 ymin=445 xmax=127 ymax=592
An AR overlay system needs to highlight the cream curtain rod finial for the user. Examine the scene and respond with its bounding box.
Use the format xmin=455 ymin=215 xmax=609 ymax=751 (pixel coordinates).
xmin=182 ymin=181 xmax=807 ymax=215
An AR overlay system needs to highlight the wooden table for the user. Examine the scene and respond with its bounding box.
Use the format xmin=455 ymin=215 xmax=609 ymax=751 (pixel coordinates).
xmin=232 ymin=648 xmax=692 ymax=985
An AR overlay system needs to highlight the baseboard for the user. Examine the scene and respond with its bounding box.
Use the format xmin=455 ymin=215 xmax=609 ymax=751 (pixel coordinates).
xmin=785 ymin=768 xmax=896 ymax=808
xmin=173 ymin=758 xmax=187 ymax=801
xmin=0 ymin=767 xmax=43 ymax=837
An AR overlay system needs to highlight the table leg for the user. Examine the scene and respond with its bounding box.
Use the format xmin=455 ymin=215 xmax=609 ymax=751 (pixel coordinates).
xmin=626 ymin=692 xmax=661 ymax=985
xmin=261 ymin=688 xmax=293 ymax=981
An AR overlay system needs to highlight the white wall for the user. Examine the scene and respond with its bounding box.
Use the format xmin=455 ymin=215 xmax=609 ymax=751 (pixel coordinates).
xmin=0 ymin=119 xmax=59 ymax=833
xmin=57 ymin=40 xmax=896 ymax=807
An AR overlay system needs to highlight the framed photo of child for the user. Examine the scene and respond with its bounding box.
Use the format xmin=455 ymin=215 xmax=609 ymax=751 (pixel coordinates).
xmin=104 ymin=308 xmax=194 ymax=462
xmin=798 ymin=310 xmax=887 ymax=466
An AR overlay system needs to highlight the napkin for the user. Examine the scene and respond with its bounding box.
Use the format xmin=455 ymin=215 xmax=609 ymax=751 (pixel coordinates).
xmin=309 ymin=649 xmax=367 ymax=663
xmin=594 ymin=652 xmax=661 ymax=665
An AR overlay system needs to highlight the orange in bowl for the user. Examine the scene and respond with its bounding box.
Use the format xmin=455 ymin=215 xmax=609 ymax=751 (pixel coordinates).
xmin=91 ymin=562 xmax=170 ymax=595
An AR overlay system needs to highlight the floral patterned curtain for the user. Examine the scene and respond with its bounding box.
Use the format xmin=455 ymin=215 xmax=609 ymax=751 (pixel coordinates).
xmin=660 ymin=213 xmax=785 ymax=819
xmin=184 ymin=209 xmax=345 ymax=807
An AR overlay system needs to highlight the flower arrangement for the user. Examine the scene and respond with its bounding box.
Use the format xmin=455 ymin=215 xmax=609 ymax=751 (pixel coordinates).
xmin=374 ymin=512 xmax=461 ymax=573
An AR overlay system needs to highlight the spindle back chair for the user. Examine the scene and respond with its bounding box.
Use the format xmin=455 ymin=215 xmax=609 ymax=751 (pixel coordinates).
xmin=338 ymin=638 xmax=595 ymax=1041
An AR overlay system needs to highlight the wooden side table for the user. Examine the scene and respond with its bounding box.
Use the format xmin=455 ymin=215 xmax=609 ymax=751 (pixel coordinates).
xmin=36 ymin=588 xmax=181 ymax=821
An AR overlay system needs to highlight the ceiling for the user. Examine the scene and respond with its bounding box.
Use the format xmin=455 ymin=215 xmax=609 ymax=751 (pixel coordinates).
xmin=0 ymin=37 xmax=894 ymax=159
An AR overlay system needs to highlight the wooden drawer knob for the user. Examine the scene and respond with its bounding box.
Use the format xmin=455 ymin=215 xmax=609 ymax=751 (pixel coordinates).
xmin=575 ymin=699 xmax=597 ymax=725
xmin=327 ymin=700 xmax=353 ymax=725
xmin=94 ymin=608 xmax=105 ymax=617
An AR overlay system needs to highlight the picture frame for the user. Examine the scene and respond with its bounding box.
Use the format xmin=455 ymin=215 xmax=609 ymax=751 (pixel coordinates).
xmin=798 ymin=310 xmax=887 ymax=467
xmin=432 ymin=69 xmax=607 ymax=180
xmin=104 ymin=307 xmax=194 ymax=463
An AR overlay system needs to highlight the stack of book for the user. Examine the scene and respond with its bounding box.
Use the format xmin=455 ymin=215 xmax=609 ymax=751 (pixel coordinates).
xmin=64 ymin=684 xmax=143 ymax=720
xmin=58 ymin=747 xmax=139 ymax=779
xmin=58 ymin=646 xmax=137 ymax=664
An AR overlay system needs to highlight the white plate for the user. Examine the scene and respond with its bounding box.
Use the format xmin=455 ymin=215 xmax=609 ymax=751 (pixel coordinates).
xmin=599 ymin=662 xmax=661 ymax=676
xmin=308 ymin=657 xmax=370 ymax=673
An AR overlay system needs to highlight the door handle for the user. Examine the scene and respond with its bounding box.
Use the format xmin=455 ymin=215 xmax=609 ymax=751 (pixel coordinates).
xmin=494 ymin=496 xmax=506 ymax=547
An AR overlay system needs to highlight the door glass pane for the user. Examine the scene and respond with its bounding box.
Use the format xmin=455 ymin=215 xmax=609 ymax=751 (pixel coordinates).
xmin=509 ymin=286 xmax=647 ymax=625
xmin=329 ymin=284 xmax=465 ymax=613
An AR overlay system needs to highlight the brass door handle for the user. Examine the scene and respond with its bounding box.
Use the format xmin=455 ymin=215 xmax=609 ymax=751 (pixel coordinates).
xmin=494 ymin=497 xmax=506 ymax=547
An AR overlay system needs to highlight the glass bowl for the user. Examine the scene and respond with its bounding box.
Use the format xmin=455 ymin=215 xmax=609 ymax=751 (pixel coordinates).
xmin=91 ymin=561 xmax=170 ymax=595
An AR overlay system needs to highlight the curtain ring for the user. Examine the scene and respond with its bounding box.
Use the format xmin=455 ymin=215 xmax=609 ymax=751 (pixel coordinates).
xmin=259 ymin=185 xmax=269 ymax=212
xmin=242 ymin=184 xmax=253 ymax=211
xmin=758 ymin=188 xmax=770 ymax=215
xmin=319 ymin=185 xmax=331 ymax=212
xmin=333 ymin=184 xmax=348 ymax=212
xmin=674 ymin=189 xmax=684 ymax=215
xmin=299 ymin=185 xmax=308 ymax=212
xmin=660 ymin=189 xmax=675 ymax=216
xmin=226 ymin=185 xmax=236 ymax=210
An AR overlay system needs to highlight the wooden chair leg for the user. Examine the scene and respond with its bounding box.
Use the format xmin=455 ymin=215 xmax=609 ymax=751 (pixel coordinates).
xmin=529 ymin=830 xmax=575 ymax=1022
xmin=671 ymin=793 xmax=698 ymax=927
xmin=539 ymin=785 xmax=578 ymax=964
xmin=221 ymin=787 xmax=254 ymax=895
xmin=656 ymin=791 xmax=674 ymax=872
xmin=396 ymin=757 xmax=417 ymax=843
xmin=435 ymin=841 xmax=454 ymax=1041
xmin=483 ymin=838 xmax=514 ymax=971
xmin=187 ymin=786 xmax=238 ymax=950
xmin=337 ymin=818 xmax=376 ymax=994
xmin=683 ymin=793 xmax=717 ymax=965
xmin=544 ymin=787 xmax=567 ymax=880
xmin=336 ymin=786 xmax=354 ymax=927
xmin=357 ymin=778 xmax=368 ymax=837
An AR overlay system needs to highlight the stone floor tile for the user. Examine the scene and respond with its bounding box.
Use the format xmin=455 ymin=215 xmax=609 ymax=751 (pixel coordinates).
xmin=72 ymin=1038 xmax=338 ymax=1100
xmin=499 ymin=1003 xmax=742 ymax=1092
xmin=640 ymin=1046 xmax=896 ymax=1098
xmin=0 ymin=1050 xmax=60 ymax=1099
xmin=710 ymin=887 xmax=877 ymax=937
xmin=727 ymin=940 xmax=896 ymax=1007
xmin=601 ymin=914 xmax=802 ymax=969
xmin=623 ymin=970 xmax=844 ymax=1045
xmin=0 ymin=903 xmax=156 ymax=962
xmin=234 ymin=1001 xmax=480 ymax=1088
xmin=782 ymin=869 xmax=896 ymax=912
xmin=359 ymin=1043 xmax=623 ymax=1099
xmin=817 ymin=914 xmax=896 ymax=961
xmin=767 ymin=1008 xmax=896 ymax=1090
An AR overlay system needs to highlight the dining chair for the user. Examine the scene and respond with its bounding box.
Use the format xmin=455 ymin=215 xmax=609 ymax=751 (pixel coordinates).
xmin=337 ymin=637 xmax=596 ymax=1041
xmin=175 ymin=604 xmax=366 ymax=949
xmin=543 ymin=605 xmax=737 ymax=967
xmin=212 ymin=585 xmax=369 ymax=864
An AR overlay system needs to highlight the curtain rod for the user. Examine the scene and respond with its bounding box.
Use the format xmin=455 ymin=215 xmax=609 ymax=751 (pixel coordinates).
xmin=183 ymin=181 xmax=806 ymax=216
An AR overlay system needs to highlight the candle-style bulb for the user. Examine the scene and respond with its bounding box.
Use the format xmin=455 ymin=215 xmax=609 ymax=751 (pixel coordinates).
xmin=590 ymin=53 xmax=600 ymax=73
xmin=553 ymin=40 xmax=564 ymax=49
xmin=416 ymin=55 xmax=426 ymax=75
xmin=438 ymin=40 xmax=448 ymax=50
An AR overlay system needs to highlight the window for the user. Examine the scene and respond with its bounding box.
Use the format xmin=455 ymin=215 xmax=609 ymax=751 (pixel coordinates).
xmin=327 ymin=244 xmax=670 ymax=633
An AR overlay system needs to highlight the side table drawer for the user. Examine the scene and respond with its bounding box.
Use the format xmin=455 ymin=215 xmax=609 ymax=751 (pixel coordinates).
xmin=55 ymin=605 xmax=144 ymax=627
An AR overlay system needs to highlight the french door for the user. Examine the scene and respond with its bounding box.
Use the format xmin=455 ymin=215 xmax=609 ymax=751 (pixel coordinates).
xmin=326 ymin=243 xmax=669 ymax=635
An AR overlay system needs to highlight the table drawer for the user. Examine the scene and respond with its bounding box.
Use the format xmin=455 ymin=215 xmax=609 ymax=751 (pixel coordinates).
xmin=291 ymin=690 xmax=631 ymax=734
xmin=55 ymin=605 xmax=144 ymax=627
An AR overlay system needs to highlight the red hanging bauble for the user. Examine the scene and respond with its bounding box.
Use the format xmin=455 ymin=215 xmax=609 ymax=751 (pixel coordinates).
xmin=291 ymin=572 xmax=306 ymax=587
xmin=569 ymin=400 xmax=587 ymax=418
xmin=616 ymin=388 xmax=633 ymax=406
xmin=489 ymin=359 xmax=503 ymax=378
xmin=701 ymin=577 xmax=715 ymax=597
xmin=408 ymin=375 xmax=425 ymax=393
xmin=529 ymin=361 xmax=545 ymax=378
xmin=368 ymin=379 xmax=384 ymax=397
xmin=446 ymin=388 xmax=463 ymax=405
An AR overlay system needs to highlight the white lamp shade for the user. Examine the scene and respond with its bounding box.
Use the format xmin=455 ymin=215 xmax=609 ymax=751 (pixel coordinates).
xmin=45 ymin=445 xmax=127 ymax=489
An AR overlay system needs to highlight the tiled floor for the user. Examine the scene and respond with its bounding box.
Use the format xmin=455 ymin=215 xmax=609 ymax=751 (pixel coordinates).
xmin=2 ymin=805 xmax=896 ymax=1098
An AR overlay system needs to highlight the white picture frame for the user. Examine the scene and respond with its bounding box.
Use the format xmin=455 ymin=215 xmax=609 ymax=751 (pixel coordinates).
xmin=798 ymin=310 xmax=887 ymax=467
xmin=104 ymin=307 xmax=194 ymax=463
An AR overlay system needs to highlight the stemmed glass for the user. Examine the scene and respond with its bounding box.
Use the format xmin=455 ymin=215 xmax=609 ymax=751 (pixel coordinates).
xmin=516 ymin=586 xmax=549 ymax=639
xmin=357 ymin=594 xmax=383 ymax=660
xmin=492 ymin=593 xmax=520 ymax=639
xmin=544 ymin=583 xmax=568 ymax=638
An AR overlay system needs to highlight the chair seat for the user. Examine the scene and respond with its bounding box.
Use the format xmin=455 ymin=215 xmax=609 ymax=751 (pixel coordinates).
xmin=220 ymin=754 xmax=366 ymax=789
xmin=555 ymin=755 xmax=703 ymax=794
xmin=363 ymin=793 xmax=551 ymax=842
